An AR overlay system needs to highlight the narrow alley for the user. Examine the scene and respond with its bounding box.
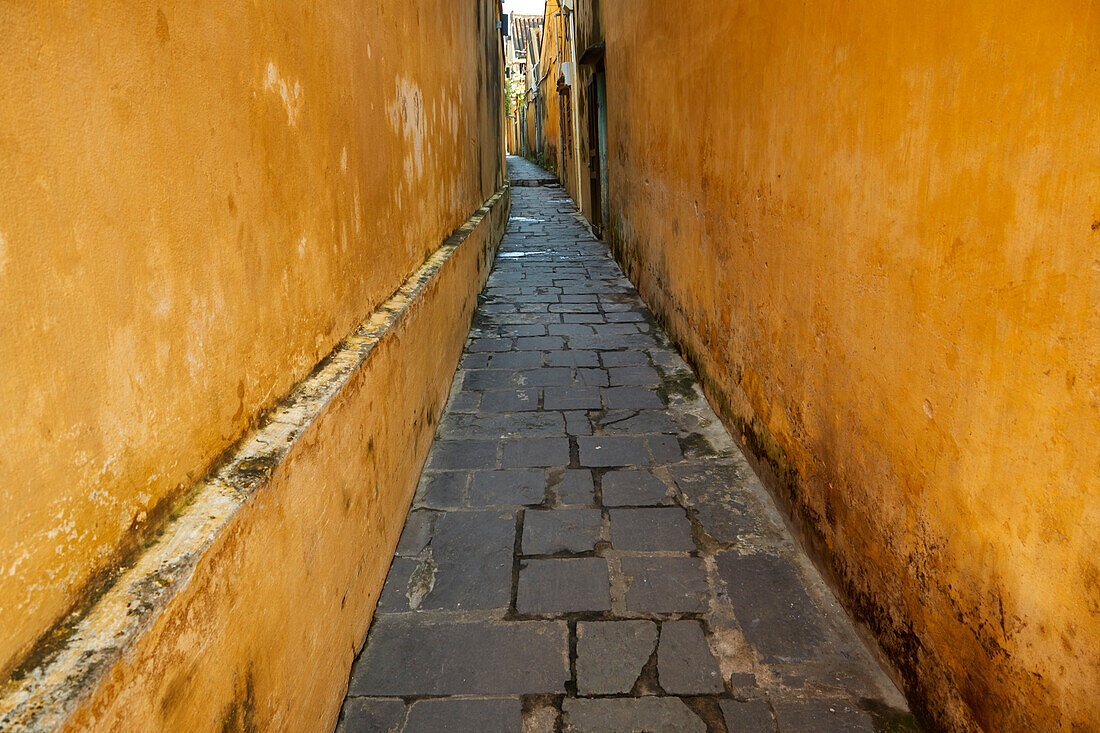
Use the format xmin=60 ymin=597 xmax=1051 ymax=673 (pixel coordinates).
xmin=334 ymin=158 xmax=915 ymax=732
xmin=3 ymin=0 xmax=1097 ymax=729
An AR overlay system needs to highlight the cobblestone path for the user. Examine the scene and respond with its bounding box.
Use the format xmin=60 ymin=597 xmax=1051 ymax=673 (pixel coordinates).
xmin=336 ymin=158 xmax=916 ymax=732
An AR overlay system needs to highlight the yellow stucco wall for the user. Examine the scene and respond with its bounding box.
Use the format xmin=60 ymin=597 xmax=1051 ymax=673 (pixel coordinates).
xmin=0 ymin=0 xmax=504 ymax=683
xmin=525 ymin=98 xmax=539 ymax=157
xmin=601 ymin=2 xmax=1099 ymax=730
xmin=59 ymin=193 xmax=509 ymax=731
xmin=536 ymin=0 xmax=564 ymax=176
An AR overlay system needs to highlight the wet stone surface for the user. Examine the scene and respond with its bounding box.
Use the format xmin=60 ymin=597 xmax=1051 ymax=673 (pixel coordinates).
xmin=338 ymin=158 xmax=918 ymax=732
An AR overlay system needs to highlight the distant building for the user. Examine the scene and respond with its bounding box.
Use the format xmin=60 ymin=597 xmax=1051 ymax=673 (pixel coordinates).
xmin=503 ymin=13 xmax=544 ymax=156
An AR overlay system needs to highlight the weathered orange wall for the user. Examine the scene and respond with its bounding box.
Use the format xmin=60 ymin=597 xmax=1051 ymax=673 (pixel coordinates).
xmin=0 ymin=0 xmax=503 ymax=680
xmin=525 ymin=97 xmax=539 ymax=157
xmin=60 ymin=192 xmax=510 ymax=731
xmin=601 ymin=2 xmax=1099 ymax=730
xmin=572 ymin=2 xmax=601 ymax=231
xmin=536 ymin=0 xmax=564 ymax=176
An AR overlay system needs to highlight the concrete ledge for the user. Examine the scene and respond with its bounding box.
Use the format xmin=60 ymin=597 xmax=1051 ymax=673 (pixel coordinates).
xmin=0 ymin=185 xmax=510 ymax=732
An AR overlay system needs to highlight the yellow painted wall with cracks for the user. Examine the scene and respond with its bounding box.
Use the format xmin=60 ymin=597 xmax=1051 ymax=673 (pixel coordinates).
xmin=600 ymin=2 xmax=1099 ymax=730
xmin=0 ymin=0 xmax=504 ymax=685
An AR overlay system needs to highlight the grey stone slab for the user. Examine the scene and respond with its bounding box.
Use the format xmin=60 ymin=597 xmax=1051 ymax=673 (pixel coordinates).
xmin=516 ymin=558 xmax=611 ymax=613
xmin=415 ymin=471 xmax=466 ymax=509
xmin=605 ymin=311 xmax=646 ymax=323
xmin=544 ymin=386 xmax=602 ymax=410
xmin=503 ymin=437 xmax=570 ymax=467
xmin=572 ymin=335 xmax=653 ymax=350
xmin=608 ymin=366 xmax=661 ymax=386
xmin=561 ymin=698 xmax=706 ymax=733
xmin=597 ymin=410 xmax=679 ymax=435
xmin=447 ymin=391 xmax=480 ymax=412
xmin=395 ymin=510 xmax=436 ymax=556
xmin=576 ymin=368 xmax=609 ymax=387
xmin=549 ymin=302 xmax=600 ymax=313
xmin=376 ymin=557 xmax=419 ymax=613
xmin=516 ymin=336 xmax=565 ymax=350
xmin=715 ymin=552 xmax=826 ymax=662
xmin=610 ymin=507 xmax=695 ymax=551
xmin=490 ymin=351 xmax=545 ymax=368
xmin=523 ymin=508 xmax=602 ymax=554
xmin=771 ymin=700 xmax=874 ymax=732
xmin=432 ymin=510 xmax=515 ymax=556
xmin=650 ymin=350 xmax=690 ymax=371
xmin=463 ymin=369 xmax=515 ymax=390
xmin=481 ymin=388 xmax=541 ymax=412
xmin=563 ymin=410 xmax=592 ymax=436
xmin=647 ymin=435 xmax=683 ymax=463
xmin=577 ymin=436 xmax=649 ymax=467
xmin=657 ymin=620 xmax=725 ymax=694
xmin=337 ymin=698 xmax=405 ymax=733
xmin=423 ymin=511 xmax=515 ymax=610
xmin=621 ymin=556 xmax=709 ymax=613
xmin=602 ymin=470 xmax=672 ymax=506
xmin=576 ymin=620 xmax=657 ymax=695
xmin=349 ymin=621 xmax=568 ymax=695
xmin=425 ymin=549 xmax=513 ymax=611
xmin=404 ymin=698 xmax=521 ymax=733
xmin=599 ymin=351 xmax=649 ymax=367
xmin=547 ymin=349 xmax=598 ymax=367
xmin=498 ymin=324 xmax=547 ymax=337
xmin=548 ymin=324 xmax=595 ymax=336
xmin=719 ymin=700 xmax=775 ymax=732
xmin=604 ymin=387 xmax=664 ymax=409
xmin=427 ymin=440 xmax=498 ymax=470
xmin=670 ymin=463 xmax=768 ymax=542
xmin=593 ymin=323 xmax=643 ymax=336
xmin=556 ymin=470 xmax=596 ymax=504
xmin=470 ymin=469 xmax=546 ymax=505
xmin=460 ymin=353 xmax=492 ymax=369
xmin=438 ymin=412 xmax=565 ymax=439
xmin=516 ymin=368 xmax=573 ymax=387
xmin=562 ymin=313 xmax=604 ymax=324
xmin=469 ymin=338 xmax=513 ymax=352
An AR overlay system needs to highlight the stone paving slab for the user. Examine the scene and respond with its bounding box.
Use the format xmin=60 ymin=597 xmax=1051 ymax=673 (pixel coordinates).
xmin=575 ymin=620 xmax=657 ymax=695
xmin=404 ymin=698 xmax=522 ymax=733
xmin=337 ymin=157 xmax=917 ymax=732
xmin=610 ymin=507 xmax=695 ymax=551
xmin=335 ymin=697 xmax=405 ymax=733
xmin=602 ymin=469 xmax=673 ymax=506
xmin=522 ymin=508 xmax=602 ymax=554
xmin=348 ymin=620 xmax=568 ymax=696
xmin=657 ymin=620 xmax=725 ymax=694
xmin=562 ymin=698 xmax=706 ymax=733
xmin=517 ymin=557 xmax=612 ymax=614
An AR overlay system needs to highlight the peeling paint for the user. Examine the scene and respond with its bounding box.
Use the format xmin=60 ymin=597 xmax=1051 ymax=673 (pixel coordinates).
xmin=389 ymin=77 xmax=426 ymax=180
xmin=263 ymin=62 xmax=303 ymax=127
